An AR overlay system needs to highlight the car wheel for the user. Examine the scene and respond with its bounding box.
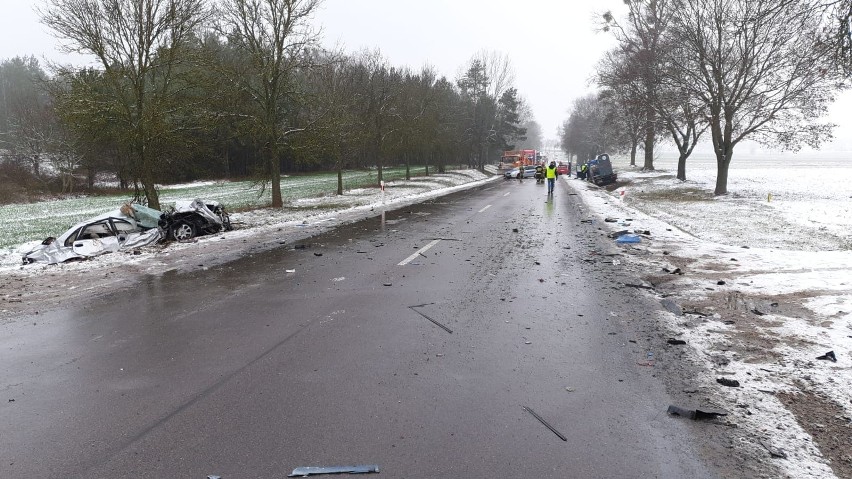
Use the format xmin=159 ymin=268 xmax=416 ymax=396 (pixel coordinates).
xmin=171 ymin=221 xmax=197 ymax=241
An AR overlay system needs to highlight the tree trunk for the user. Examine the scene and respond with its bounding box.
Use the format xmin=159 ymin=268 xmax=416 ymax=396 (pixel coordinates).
xmin=269 ymin=142 xmax=283 ymax=207
xmin=642 ymin=104 xmax=655 ymax=170
xmin=405 ymin=152 xmax=410 ymax=181
xmin=714 ymin=150 xmax=731 ymax=195
xmin=630 ymin=141 xmax=637 ymax=167
xmin=141 ymin=149 xmax=160 ymax=210
xmin=642 ymin=125 xmax=654 ymax=171
xmin=677 ymin=153 xmax=687 ymax=181
xmin=337 ymin=165 xmax=343 ymax=196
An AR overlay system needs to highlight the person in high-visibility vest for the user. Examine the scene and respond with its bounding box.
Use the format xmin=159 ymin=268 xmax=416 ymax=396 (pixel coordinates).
xmin=545 ymin=161 xmax=558 ymax=195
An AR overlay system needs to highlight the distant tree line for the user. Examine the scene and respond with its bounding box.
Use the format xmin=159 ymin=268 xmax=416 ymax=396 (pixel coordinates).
xmin=0 ymin=0 xmax=538 ymax=208
xmin=561 ymin=0 xmax=850 ymax=195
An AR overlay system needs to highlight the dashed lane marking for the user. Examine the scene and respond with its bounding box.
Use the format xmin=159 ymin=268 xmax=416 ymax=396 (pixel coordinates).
xmin=398 ymin=239 xmax=442 ymax=266
xmin=478 ymin=205 xmax=492 ymax=213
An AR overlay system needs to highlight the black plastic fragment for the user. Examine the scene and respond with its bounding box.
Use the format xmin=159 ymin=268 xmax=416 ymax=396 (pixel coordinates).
xmin=816 ymin=350 xmax=837 ymax=362
xmin=716 ymin=377 xmax=740 ymax=387
xmin=667 ymin=338 xmax=686 ymax=345
xmin=409 ymin=305 xmax=453 ymax=334
xmin=523 ymin=406 xmax=567 ymax=441
xmin=667 ymin=405 xmax=727 ymax=420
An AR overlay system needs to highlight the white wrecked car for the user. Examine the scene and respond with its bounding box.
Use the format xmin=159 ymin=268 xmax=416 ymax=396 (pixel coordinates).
xmin=161 ymin=199 xmax=232 ymax=241
xmin=22 ymin=203 xmax=164 ymax=265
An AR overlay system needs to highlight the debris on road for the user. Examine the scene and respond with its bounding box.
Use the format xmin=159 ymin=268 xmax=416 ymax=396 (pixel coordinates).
xmin=758 ymin=439 xmax=788 ymax=459
xmin=716 ymin=377 xmax=741 ymax=387
xmin=816 ymin=350 xmax=837 ymax=362
xmin=624 ymin=282 xmax=654 ymax=290
xmin=661 ymin=299 xmax=683 ymax=316
xmin=288 ymin=465 xmax=380 ymax=477
xmin=285 ymin=269 xmax=296 ymax=273
xmin=408 ymin=304 xmax=453 ymax=334
xmin=523 ymin=406 xmax=567 ymax=442
xmin=667 ymin=405 xmax=728 ymax=420
xmin=667 ymin=338 xmax=687 ymax=345
xmin=615 ymin=234 xmax=641 ymax=244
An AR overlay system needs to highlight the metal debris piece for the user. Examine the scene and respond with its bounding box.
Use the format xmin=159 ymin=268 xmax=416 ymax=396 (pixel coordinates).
xmin=667 ymin=405 xmax=728 ymax=420
xmin=816 ymin=350 xmax=837 ymax=362
xmin=523 ymin=406 xmax=567 ymax=441
xmin=716 ymin=377 xmax=740 ymax=387
xmin=624 ymin=283 xmax=654 ymax=290
xmin=758 ymin=439 xmax=788 ymax=459
xmin=408 ymin=305 xmax=453 ymax=334
xmin=667 ymin=338 xmax=686 ymax=345
xmin=288 ymin=465 xmax=380 ymax=477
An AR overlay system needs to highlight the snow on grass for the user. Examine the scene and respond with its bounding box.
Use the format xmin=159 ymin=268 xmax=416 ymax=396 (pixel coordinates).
xmin=0 ymin=168 xmax=492 ymax=273
xmin=0 ymin=166 xmax=435 ymax=250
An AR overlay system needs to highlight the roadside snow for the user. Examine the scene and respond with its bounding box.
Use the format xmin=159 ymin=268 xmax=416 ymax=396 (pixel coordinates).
xmin=567 ymin=154 xmax=851 ymax=479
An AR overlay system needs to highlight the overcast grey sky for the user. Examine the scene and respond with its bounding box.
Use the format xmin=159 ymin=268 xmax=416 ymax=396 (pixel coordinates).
xmin=2 ymin=0 xmax=625 ymax=141
xmin=2 ymin=0 xmax=851 ymax=147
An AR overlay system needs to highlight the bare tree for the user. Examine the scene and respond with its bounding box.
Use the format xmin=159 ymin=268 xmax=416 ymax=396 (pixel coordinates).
xmin=218 ymin=0 xmax=323 ymax=208
xmin=670 ymin=0 xmax=845 ymax=195
xmin=40 ymin=0 xmax=209 ymax=209
xmin=602 ymin=0 xmax=672 ymax=171
xmin=595 ymin=49 xmax=646 ymax=166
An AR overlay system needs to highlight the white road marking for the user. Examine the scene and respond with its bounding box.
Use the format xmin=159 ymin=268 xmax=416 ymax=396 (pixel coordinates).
xmin=398 ymin=239 xmax=442 ymax=266
xmin=478 ymin=204 xmax=492 ymax=213
xmin=503 ymin=192 xmax=511 ymax=197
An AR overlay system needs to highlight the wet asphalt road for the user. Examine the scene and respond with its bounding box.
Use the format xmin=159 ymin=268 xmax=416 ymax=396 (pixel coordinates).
xmin=0 ymin=177 xmax=719 ymax=478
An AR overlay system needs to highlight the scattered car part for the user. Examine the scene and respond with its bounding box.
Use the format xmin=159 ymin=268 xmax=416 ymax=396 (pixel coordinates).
xmin=667 ymin=338 xmax=687 ymax=345
xmin=408 ymin=304 xmax=453 ymax=334
xmin=615 ymin=234 xmax=641 ymax=244
xmin=716 ymin=377 xmax=740 ymax=387
xmin=816 ymin=350 xmax=837 ymax=362
xmin=288 ymin=465 xmax=379 ymax=477
xmin=758 ymin=439 xmax=788 ymax=459
xmin=667 ymin=405 xmax=728 ymax=420
xmin=523 ymin=406 xmax=567 ymax=441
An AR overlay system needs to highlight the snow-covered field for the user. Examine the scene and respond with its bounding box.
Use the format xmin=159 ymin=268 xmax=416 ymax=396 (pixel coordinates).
xmin=573 ymin=152 xmax=852 ymax=479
